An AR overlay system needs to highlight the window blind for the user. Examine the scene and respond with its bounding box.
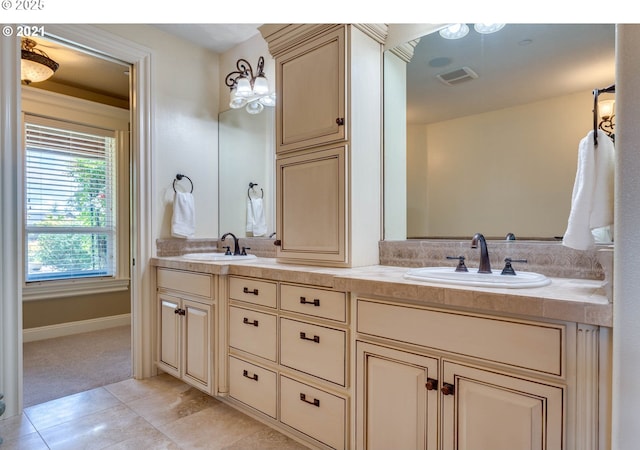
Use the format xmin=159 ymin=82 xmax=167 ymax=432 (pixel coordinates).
xmin=24 ymin=118 xmax=117 ymax=282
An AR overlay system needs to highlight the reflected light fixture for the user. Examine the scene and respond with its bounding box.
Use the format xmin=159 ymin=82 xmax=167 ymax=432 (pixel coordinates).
xmin=598 ymin=99 xmax=615 ymax=139
xmin=225 ymin=56 xmax=276 ymax=114
xmin=21 ymin=38 xmax=59 ymax=85
xmin=439 ymin=24 xmax=470 ymax=40
xmin=474 ymin=23 xmax=506 ymax=34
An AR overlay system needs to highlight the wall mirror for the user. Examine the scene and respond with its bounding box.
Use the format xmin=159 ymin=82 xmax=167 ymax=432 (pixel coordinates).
xmin=218 ymin=107 xmax=275 ymax=238
xmin=386 ymin=23 xmax=615 ymax=241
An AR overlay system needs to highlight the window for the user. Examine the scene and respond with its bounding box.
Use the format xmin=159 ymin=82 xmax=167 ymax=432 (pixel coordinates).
xmin=24 ymin=116 xmax=117 ymax=282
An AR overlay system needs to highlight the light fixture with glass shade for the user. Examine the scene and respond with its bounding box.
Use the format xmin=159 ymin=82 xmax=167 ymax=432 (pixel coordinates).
xmin=21 ymin=38 xmax=59 ymax=85
xmin=225 ymin=56 xmax=276 ymax=114
xmin=439 ymin=24 xmax=470 ymax=40
xmin=474 ymin=23 xmax=506 ymax=34
xmin=593 ymin=84 xmax=615 ymax=145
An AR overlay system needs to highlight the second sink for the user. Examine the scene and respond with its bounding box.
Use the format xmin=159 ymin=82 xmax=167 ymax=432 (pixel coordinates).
xmin=404 ymin=267 xmax=551 ymax=289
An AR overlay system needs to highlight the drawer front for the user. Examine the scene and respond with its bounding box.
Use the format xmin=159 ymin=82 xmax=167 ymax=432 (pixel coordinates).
xmin=280 ymin=375 xmax=346 ymax=450
xmin=229 ymin=357 xmax=277 ymax=418
xmin=157 ymin=268 xmax=213 ymax=299
xmin=229 ymin=306 xmax=277 ymax=361
xmin=357 ymin=299 xmax=564 ymax=376
xmin=229 ymin=276 xmax=277 ymax=308
xmin=281 ymin=284 xmax=346 ymax=322
xmin=280 ymin=318 xmax=346 ymax=385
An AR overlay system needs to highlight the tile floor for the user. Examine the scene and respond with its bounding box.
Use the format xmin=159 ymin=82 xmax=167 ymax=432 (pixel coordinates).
xmin=0 ymin=374 xmax=310 ymax=449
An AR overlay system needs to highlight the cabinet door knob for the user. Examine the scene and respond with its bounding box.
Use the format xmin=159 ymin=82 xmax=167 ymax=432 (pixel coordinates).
xmin=243 ymin=287 xmax=259 ymax=295
xmin=274 ymin=239 xmax=282 ymax=246
xmin=426 ymin=378 xmax=438 ymax=391
xmin=336 ymin=117 xmax=345 ymax=126
xmin=300 ymin=393 xmax=320 ymax=407
xmin=243 ymin=317 xmax=259 ymax=327
xmin=441 ymin=382 xmax=455 ymax=396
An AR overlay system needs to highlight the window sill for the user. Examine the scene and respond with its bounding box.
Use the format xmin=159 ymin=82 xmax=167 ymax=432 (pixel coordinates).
xmin=23 ymin=278 xmax=130 ymax=301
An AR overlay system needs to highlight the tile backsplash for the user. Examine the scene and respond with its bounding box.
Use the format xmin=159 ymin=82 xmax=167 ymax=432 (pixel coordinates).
xmin=157 ymin=238 xmax=609 ymax=281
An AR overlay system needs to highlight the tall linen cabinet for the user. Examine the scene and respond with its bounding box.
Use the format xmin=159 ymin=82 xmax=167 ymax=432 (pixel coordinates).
xmin=259 ymin=24 xmax=385 ymax=267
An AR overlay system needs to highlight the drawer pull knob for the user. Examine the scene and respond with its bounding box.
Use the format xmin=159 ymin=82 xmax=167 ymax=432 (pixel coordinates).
xmin=243 ymin=317 xmax=259 ymax=327
xmin=174 ymin=308 xmax=186 ymax=316
xmin=426 ymin=378 xmax=438 ymax=391
xmin=299 ymin=332 xmax=320 ymax=343
xmin=300 ymin=296 xmax=320 ymax=307
xmin=242 ymin=370 xmax=258 ymax=381
xmin=441 ymin=382 xmax=455 ymax=396
xmin=243 ymin=287 xmax=259 ymax=295
xmin=300 ymin=393 xmax=320 ymax=407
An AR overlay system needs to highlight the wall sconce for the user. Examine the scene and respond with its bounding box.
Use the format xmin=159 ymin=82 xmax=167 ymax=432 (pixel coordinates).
xmin=225 ymin=56 xmax=276 ymax=114
xmin=21 ymin=38 xmax=59 ymax=85
xmin=593 ymin=84 xmax=615 ymax=145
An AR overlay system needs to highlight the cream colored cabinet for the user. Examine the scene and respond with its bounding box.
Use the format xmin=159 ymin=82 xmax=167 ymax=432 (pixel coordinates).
xmin=276 ymin=145 xmax=346 ymax=263
xmin=276 ymin=26 xmax=345 ymax=153
xmin=261 ymin=23 xmax=384 ymax=267
xmin=226 ymin=275 xmax=349 ymax=449
xmin=356 ymin=342 xmax=439 ymax=450
xmin=441 ymin=361 xmax=563 ymax=450
xmin=356 ymin=298 xmax=568 ymax=450
xmin=156 ymin=268 xmax=215 ymax=394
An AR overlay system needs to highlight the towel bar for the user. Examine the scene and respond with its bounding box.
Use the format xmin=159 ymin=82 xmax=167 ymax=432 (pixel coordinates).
xmin=248 ymin=182 xmax=264 ymax=199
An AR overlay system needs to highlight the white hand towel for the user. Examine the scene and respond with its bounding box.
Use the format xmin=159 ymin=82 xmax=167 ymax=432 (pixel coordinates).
xmin=246 ymin=198 xmax=255 ymax=233
xmin=563 ymin=130 xmax=615 ymax=250
xmin=248 ymin=197 xmax=267 ymax=237
xmin=171 ymin=192 xmax=196 ymax=238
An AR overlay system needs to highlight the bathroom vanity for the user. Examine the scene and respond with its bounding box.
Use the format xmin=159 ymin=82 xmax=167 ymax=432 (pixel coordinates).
xmin=151 ymin=255 xmax=611 ymax=450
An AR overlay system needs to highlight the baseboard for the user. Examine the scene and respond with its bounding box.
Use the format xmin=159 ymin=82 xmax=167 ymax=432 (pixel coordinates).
xmin=23 ymin=313 xmax=131 ymax=343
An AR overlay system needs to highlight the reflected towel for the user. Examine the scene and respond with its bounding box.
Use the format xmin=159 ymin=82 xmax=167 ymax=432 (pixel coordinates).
xmin=247 ymin=197 xmax=267 ymax=237
xmin=563 ymin=130 xmax=614 ymax=250
xmin=171 ymin=192 xmax=196 ymax=238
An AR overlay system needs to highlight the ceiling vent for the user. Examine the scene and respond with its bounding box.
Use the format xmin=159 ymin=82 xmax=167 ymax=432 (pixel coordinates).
xmin=436 ymin=66 xmax=479 ymax=86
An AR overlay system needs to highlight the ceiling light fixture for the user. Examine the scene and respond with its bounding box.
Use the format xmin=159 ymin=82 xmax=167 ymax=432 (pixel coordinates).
xmin=225 ymin=56 xmax=276 ymax=115
xmin=474 ymin=23 xmax=506 ymax=34
xmin=439 ymin=24 xmax=470 ymax=40
xmin=21 ymin=38 xmax=59 ymax=85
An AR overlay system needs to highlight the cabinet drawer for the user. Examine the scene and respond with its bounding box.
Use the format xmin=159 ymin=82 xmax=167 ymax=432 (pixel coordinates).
xmin=357 ymin=299 xmax=564 ymax=376
xmin=229 ymin=306 xmax=277 ymax=361
xmin=229 ymin=276 xmax=277 ymax=308
xmin=281 ymin=284 xmax=346 ymax=322
xmin=157 ymin=268 xmax=213 ymax=299
xmin=229 ymin=357 xmax=277 ymax=418
xmin=280 ymin=318 xmax=346 ymax=385
xmin=280 ymin=375 xmax=346 ymax=450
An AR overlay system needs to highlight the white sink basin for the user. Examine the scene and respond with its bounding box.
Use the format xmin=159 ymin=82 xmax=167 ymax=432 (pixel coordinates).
xmin=181 ymin=253 xmax=257 ymax=261
xmin=404 ymin=267 xmax=551 ymax=289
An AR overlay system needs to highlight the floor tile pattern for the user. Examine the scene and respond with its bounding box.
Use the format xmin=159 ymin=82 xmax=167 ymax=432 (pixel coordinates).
xmin=0 ymin=374 xmax=309 ymax=449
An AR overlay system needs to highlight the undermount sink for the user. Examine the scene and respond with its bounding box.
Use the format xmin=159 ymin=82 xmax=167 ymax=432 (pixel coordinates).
xmin=404 ymin=266 xmax=551 ymax=289
xmin=181 ymin=253 xmax=257 ymax=261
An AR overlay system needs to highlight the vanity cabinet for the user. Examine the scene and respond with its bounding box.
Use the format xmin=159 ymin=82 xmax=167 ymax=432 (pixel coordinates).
xmin=355 ymin=298 xmax=567 ymax=450
xmin=261 ymin=23 xmax=384 ymax=267
xmin=226 ymin=275 xmax=349 ymax=450
xmin=156 ymin=268 xmax=215 ymax=394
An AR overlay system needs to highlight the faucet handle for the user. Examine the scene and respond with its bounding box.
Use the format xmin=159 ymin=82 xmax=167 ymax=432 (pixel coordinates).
xmin=446 ymin=255 xmax=469 ymax=272
xmin=501 ymin=258 xmax=528 ymax=275
xmin=223 ymin=246 xmax=232 ymax=256
xmin=241 ymin=246 xmax=251 ymax=256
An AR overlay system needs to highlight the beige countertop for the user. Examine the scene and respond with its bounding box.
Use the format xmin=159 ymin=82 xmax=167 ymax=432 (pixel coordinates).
xmin=151 ymin=256 xmax=612 ymax=327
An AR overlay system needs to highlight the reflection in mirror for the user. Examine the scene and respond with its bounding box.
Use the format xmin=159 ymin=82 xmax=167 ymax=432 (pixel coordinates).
xmin=391 ymin=24 xmax=615 ymax=240
xmin=218 ymin=107 xmax=275 ymax=238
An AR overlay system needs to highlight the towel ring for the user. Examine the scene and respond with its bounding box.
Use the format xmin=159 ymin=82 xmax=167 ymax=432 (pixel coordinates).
xmin=173 ymin=174 xmax=193 ymax=193
xmin=248 ymin=182 xmax=263 ymax=200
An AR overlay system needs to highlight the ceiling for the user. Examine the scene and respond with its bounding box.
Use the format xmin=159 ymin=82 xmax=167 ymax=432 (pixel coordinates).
xmin=25 ymin=24 xmax=615 ymax=123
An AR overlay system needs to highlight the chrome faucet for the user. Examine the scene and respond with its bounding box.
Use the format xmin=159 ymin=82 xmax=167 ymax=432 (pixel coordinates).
xmin=221 ymin=232 xmax=241 ymax=256
xmin=471 ymin=233 xmax=492 ymax=273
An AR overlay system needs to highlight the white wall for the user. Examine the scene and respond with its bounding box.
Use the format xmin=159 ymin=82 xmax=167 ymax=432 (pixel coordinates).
xmin=98 ymin=25 xmax=220 ymax=242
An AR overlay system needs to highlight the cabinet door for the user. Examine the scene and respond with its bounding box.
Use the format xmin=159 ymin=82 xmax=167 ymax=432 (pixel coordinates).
xmin=277 ymin=26 xmax=345 ymax=153
xmin=356 ymin=342 xmax=439 ymax=450
xmin=183 ymin=299 xmax=212 ymax=390
xmin=158 ymin=294 xmax=181 ymax=377
xmin=442 ymin=361 xmax=564 ymax=450
xmin=276 ymin=146 xmax=346 ymax=264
